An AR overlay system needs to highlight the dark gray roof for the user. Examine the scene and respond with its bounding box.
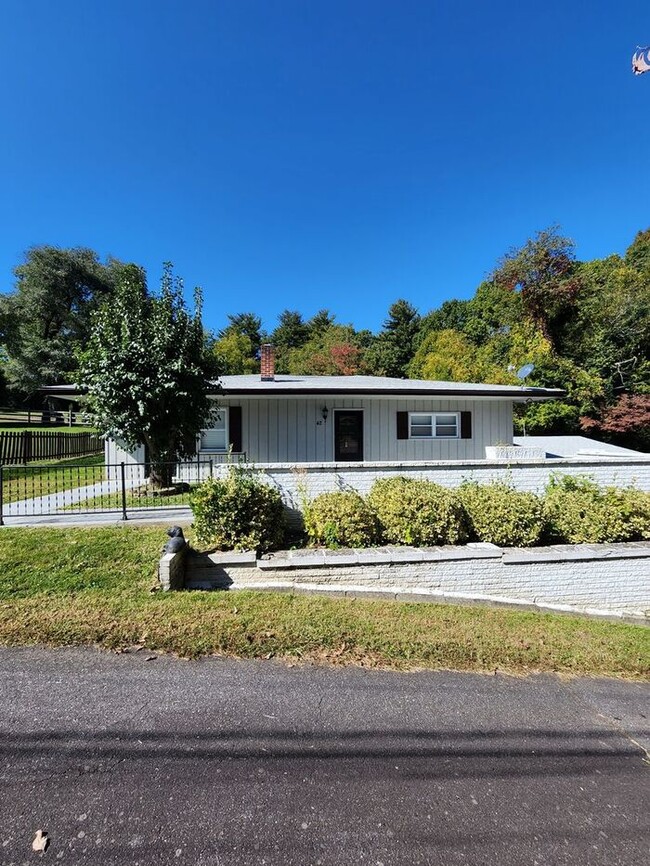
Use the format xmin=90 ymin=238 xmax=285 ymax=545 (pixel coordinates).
xmin=41 ymin=375 xmax=565 ymax=401
xmin=215 ymin=375 xmax=564 ymax=401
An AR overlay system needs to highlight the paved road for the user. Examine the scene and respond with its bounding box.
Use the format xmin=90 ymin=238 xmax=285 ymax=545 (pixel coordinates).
xmin=0 ymin=649 xmax=648 ymax=866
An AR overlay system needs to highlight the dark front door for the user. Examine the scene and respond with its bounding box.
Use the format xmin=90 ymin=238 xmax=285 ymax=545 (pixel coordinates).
xmin=334 ymin=411 xmax=364 ymax=461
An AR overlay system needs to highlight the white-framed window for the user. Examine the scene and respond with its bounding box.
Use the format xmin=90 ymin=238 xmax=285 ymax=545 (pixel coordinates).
xmin=200 ymin=408 xmax=228 ymax=451
xmin=408 ymin=411 xmax=459 ymax=439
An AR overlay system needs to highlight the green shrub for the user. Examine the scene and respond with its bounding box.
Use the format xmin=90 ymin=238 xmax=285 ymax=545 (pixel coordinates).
xmin=543 ymin=476 xmax=650 ymax=544
xmin=303 ymin=491 xmax=379 ymax=548
xmin=459 ymin=482 xmax=544 ymax=547
xmin=189 ymin=468 xmax=286 ymax=552
xmin=367 ymin=476 xmax=466 ymax=546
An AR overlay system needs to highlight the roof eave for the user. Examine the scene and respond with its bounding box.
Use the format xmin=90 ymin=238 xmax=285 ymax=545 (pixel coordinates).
xmin=212 ymin=384 xmax=565 ymax=400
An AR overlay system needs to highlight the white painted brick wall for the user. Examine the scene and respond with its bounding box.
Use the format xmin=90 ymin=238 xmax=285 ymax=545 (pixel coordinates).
xmin=205 ymin=457 xmax=650 ymax=514
xmin=177 ymin=544 xmax=650 ymax=619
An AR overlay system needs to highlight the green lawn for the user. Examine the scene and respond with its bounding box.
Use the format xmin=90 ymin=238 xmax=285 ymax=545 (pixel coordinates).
xmin=0 ymin=426 xmax=99 ymax=433
xmin=0 ymin=525 xmax=647 ymax=678
xmin=1 ymin=454 xmax=105 ymax=504
xmin=66 ymin=485 xmax=194 ymax=511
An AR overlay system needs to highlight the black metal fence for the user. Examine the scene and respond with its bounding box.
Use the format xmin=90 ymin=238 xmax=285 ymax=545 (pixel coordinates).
xmin=0 ymin=459 xmax=223 ymax=524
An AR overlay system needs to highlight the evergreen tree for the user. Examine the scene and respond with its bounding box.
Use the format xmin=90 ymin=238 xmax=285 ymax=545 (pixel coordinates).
xmin=366 ymin=299 xmax=420 ymax=377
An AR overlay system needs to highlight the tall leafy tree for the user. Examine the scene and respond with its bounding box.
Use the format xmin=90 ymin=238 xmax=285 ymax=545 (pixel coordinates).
xmin=79 ymin=263 xmax=217 ymax=487
xmin=219 ymin=312 xmax=263 ymax=347
xmin=625 ymin=228 xmax=650 ymax=275
xmin=286 ymin=322 xmax=368 ymax=375
xmin=558 ymin=254 xmax=650 ymax=396
xmin=491 ymin=226 xmax=581 ymax=347
xmin=419 ymin=298 xmax=471 ymax=338
xmin=418 ymin=285 xmax=522 ymax=348
xmin=580 ymin=394 xmax=650 ymax=451
xmin=0 ymin=246 xmax=121 ymax=399
xmin=408 ymin=329 xmax=478 ymax=381
xmin=212 ymin=312 xmax=262 ymax=374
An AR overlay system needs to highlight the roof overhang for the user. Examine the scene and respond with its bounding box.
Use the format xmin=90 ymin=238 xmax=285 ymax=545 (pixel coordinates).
xmin=40 ymin=382 xmax=565 ymax=403
xmin=213 ymin=385 xmax=565 ymax=402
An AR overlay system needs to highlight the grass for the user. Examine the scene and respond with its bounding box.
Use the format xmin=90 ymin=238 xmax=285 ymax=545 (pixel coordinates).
xmin=0 ymin=426 xmax=99 ymax=433
xmin=0 ymin=525 xmax=648 ymax=678
xmin=66 ymin=484 xmax=195 ymax=511
xmin=1 ymin=454 xmax=105 ymax=504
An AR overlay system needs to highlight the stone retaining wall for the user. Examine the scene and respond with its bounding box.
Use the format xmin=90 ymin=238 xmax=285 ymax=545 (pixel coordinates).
xmin=162 ymin=542 xmax=650 ymax=623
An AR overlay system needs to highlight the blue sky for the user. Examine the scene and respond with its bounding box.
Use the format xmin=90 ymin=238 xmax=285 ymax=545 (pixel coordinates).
xmin=1 ymin=0 xmax=649 ymax=335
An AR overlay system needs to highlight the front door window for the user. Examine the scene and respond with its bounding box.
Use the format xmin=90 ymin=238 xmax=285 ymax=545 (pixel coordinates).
xmin=334 ymin=411 xmax=364 ymax=461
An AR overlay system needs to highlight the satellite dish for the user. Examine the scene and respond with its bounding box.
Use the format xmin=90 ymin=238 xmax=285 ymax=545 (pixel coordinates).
xmin=517 ymin=363 xmax=535 ymax=380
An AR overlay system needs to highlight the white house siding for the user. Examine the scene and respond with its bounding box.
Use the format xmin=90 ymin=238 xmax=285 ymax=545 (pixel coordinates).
xmin=105 ymin=439 xmax=146 ymax=480
xmin=205 ymin=396 xmax=514 ymax=463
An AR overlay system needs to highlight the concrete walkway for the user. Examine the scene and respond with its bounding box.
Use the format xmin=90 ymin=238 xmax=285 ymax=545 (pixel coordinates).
xmin=1 ymin=506 xmax=192 ymax=527
xmin=2 ymin=475 xmax=143 ymax=518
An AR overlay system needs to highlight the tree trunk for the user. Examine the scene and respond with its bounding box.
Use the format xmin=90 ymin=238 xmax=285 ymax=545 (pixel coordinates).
xmin=149 ymin=461 xmax=174 ymax=489
xmin=143 ymin=435 xmax=175 ymax=489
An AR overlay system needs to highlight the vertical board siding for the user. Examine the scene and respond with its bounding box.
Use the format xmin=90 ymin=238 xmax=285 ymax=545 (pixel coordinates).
xmin=202 ymin=397 xmax=514 ymax=463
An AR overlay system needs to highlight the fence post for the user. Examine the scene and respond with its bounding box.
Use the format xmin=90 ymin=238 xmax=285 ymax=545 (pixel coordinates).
xmin=24 ymin=430 xmax=32 ymax=464
xmin=0 ymin=463 xmax=4 ymax=526
xmin=120 ymin=462 xmax=128 ymax=521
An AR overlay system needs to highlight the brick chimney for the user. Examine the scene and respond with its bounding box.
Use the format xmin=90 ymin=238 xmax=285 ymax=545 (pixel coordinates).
xmin=260 ymin=343 xmax=275 ymax=381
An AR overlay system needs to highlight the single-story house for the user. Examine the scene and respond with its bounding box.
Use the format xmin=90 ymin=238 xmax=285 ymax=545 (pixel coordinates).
xmin=41 ymin=347 xmax=650 ymax=501
xmin=105 ymin=345 xmax=565 ymax=465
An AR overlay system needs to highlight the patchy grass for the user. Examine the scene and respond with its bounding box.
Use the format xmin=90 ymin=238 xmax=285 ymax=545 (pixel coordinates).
xmin=0 ymin=526 xmax=648 ymax=678
xmin=1 ymin=455 xmax=105 ymax=504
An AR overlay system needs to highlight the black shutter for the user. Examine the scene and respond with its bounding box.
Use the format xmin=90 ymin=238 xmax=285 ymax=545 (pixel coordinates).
xmin=397 ymin=411 xmax=409 ymax=440
xmin=229 ymin=406 xmax=242 ymax=453
xmin=460 ymin=411 xmax=472 ymax=439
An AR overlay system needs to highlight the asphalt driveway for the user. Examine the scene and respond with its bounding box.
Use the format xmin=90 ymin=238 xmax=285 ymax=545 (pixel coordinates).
xmin=0 ymin=648 xmax=648 ymax=865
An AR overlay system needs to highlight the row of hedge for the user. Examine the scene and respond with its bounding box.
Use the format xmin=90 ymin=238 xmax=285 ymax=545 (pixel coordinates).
xmin=190 ymin=470 xmax=650 ymax=552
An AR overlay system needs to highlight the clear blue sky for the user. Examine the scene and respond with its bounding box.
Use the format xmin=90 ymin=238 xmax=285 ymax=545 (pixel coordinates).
xmin=1 ymin=0 xmax=649 ymax=335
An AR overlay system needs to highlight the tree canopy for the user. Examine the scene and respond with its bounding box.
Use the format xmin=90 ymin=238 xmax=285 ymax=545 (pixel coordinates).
xmin=0 ymin=246 xmax=122 ymax=399
xmin=79 ymin=263 xmax=217 ymax=485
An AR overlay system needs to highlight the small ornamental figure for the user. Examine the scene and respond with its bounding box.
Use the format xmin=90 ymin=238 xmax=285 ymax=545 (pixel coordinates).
xmin=163 ymin=526 xmax=187 ymax=554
